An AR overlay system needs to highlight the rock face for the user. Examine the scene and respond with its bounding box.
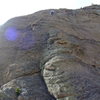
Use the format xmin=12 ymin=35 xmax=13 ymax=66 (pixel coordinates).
xmin=0 ymin=5 xmax=100 ymax=100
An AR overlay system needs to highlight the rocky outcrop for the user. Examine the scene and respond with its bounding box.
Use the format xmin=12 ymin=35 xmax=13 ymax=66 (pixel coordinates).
xmin=0 ymin=5 xmax=100 ymax=100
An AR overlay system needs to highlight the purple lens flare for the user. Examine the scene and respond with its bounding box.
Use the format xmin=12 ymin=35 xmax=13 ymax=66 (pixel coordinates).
xmin=5 ymin=27 xmax=18 ymax=41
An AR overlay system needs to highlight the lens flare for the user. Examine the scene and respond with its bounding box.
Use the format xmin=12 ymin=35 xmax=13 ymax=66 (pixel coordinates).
xmin=5 ymin=27 xmax=18 ymax=41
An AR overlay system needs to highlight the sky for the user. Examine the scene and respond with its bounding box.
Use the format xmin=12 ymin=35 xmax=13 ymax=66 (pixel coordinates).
xmin=0 ymin=0 xmax=100 ymax=25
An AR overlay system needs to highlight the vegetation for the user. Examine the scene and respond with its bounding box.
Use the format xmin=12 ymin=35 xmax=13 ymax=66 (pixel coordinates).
xmin=15 ymin=88 xmax=21 ymax=96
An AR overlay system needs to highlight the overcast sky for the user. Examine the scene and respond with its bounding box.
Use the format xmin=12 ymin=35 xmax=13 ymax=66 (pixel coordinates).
xmin=0 ymin=0 xmax=100 ymax=25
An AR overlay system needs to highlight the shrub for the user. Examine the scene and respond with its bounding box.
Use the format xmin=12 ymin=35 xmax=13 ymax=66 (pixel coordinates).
xmin=15 ymin=88 xmax=21 ymax=96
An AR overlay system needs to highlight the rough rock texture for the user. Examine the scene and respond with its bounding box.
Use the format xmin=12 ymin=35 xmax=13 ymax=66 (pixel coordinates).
xmin=0 ymin=5 xmax=100 ymax=100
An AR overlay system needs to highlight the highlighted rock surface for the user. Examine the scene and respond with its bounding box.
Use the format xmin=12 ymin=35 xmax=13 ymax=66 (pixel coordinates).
xmin=0 ymin=5 xmax=100 ymax=100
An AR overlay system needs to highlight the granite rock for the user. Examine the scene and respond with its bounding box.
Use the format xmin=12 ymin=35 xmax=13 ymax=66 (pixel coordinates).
xmin=0 ymin=5 xmax=100 ymax=100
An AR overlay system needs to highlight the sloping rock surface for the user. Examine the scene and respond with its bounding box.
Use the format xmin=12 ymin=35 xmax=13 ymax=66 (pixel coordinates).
xmin=0 ymin=5 xmax=100 ymax=100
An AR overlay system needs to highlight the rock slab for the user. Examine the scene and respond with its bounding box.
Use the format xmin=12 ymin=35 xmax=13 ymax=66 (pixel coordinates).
xmin=0 ymin=5 xmax=100 ymax=100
